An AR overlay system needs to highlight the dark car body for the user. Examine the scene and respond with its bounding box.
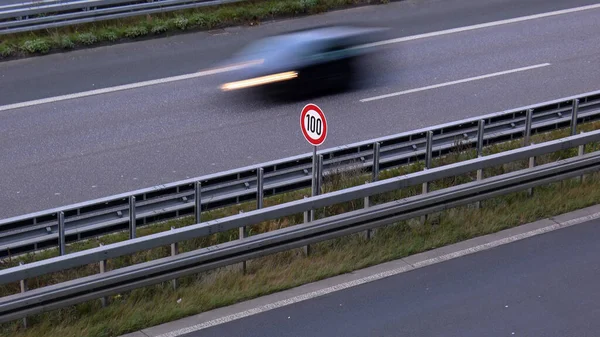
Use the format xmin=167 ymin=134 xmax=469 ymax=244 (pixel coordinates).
xmin=218 ymin=25 xmax=387 ymax=99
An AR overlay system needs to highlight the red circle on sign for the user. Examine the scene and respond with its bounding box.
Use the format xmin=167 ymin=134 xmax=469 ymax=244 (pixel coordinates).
xmin=300 ymin=103 xmax=328 ymax=146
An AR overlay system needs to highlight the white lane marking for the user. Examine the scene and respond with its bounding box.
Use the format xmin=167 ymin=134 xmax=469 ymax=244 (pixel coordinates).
xmin=153 ymin=265 xmax=417 ymax=337
xmin=360 ymin=63 xmax=551 ymax=102
xmin=2 ymin=3 xmax=599 ymax=112
xmin=356 ymin=3 xmax=600 ymax=49
xmin=0 ymin=60 xmax=262 ymax=113
xmin=151 ymin=210 xmax=600 ymax=337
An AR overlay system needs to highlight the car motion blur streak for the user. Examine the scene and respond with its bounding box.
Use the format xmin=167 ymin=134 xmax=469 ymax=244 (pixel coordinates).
xmin=218 ymin=25 xmax=388 ymax=99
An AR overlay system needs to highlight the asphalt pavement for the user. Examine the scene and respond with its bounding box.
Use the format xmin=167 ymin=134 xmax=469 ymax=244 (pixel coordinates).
xmin=1 ymin=0 xmax=599 ymax=105
xmin=1 ymin=1 xmax=600 ymax=218
xmin=187 ymin=218 xmax=600 ymax=337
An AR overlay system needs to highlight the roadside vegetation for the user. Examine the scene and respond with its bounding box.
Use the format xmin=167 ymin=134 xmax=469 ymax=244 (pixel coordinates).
xmin=0 ymin=0 xmax=389 ymax=60
xmin=2 ymin=121 xmax=600 ymax=337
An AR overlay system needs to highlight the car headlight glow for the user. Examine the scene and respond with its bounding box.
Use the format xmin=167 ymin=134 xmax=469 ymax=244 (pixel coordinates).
xmin=220 ymin=71 xmax=299 ymax=91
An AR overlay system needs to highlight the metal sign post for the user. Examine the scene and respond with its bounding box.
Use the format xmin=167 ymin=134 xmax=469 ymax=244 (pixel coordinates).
xmin=300 ymin=103 xmax=328 ymax=221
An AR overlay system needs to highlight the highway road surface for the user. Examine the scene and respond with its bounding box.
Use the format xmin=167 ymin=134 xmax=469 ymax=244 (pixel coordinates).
xmin=187 ymin=218 xmax=600 ymax=337
xmin=1 ymin=0 xmax=600 ymax=218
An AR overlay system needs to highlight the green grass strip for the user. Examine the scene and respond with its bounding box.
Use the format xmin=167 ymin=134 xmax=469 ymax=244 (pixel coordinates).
xmin=0 ymin=0 xmax=389 ymax=60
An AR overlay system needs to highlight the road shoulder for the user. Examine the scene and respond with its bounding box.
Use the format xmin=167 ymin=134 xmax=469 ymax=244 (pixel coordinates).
xmin=123 ymin=203 xmax=600 ymax=337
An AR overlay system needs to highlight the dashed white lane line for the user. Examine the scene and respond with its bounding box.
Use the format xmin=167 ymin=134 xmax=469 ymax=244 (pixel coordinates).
xmin=2 ymin=4 xmax=600 ymax=112
xmin=359 ymin=63 xmax=551 ymax=102
xmin=355 ymin=3 xmax=600 ymax=49
xmin=151 ymin=210 xmax=600 ymax=337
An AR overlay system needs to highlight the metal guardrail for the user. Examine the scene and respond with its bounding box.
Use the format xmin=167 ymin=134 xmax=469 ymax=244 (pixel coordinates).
xmin=1 ymin=128 xmax=599 ymax=324
xmin=0 ymin=0 xmax=246 ymax=34
xmin=1 ymin=90 xmax=600 ymax=258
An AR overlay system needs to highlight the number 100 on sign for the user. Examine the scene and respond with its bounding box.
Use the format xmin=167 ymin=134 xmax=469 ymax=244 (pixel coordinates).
xmin=301 ymin=104 xmax=328 ymax=146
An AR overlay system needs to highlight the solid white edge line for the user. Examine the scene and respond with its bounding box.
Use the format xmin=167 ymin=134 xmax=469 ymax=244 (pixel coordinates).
xmin=2 ymin=3 xmax=600 ymax=112
xmin=152 ymin=210 xmax=600 ymax=337
xmin=359 ymin=63 xmax=551 ymax=102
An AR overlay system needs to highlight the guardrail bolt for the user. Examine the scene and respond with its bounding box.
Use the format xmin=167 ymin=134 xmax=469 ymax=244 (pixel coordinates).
xmin=19 ymin=261 xmax=28 ymax=329
xmin=170 ymin=227 xmax=179 ymax=290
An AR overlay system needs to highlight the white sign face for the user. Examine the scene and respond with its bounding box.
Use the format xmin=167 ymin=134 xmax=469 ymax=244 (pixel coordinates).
xmin=300 ymin=103 xmax=327 ymax=146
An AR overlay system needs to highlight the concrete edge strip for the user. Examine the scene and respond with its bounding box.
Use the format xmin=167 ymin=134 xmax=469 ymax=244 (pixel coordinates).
xmin=148 ymin=208 xmax=600 ymax=337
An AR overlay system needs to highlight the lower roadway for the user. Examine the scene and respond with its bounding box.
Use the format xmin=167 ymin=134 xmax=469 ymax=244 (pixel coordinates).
xmin=1 ymin=2 xmax=600 ymax=218
xmin=190 ymin=218 xmax=600 ymax=337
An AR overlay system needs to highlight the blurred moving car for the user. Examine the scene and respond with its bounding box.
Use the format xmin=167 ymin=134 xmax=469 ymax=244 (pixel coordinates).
xmin=218 ymin=25 xmax=387 ymax=99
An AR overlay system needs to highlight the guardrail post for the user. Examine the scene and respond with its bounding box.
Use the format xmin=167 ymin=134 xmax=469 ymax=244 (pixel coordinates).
xmin=19 ymin=261 xmax=27 ymax=329
xmin=363 ymin=181 xmax=373 ymax=240
xmin=170 ymin=227 xmax=179 ymax=290
xmin=372 ymin=142 xmax=380 ymax=182
xmin=571 ymin=99 xmax=580 ymax=136
xmin=129 ymin=196 xmax=136 ymax=239
xmin=257 ymin=168 xmax=264 ymax=210
xmin=425 ymin=130 xmax=433 ymax=169
xmin=303 ymin=196 xmax=310 ymax=256
xmin=421 ymin=131 xmax=433 ymax=224
xmin=318 ymin=155 xmax=324 ymax=195
xmin=475 ymin=120 xmax=485 ymax=209
xmin=578 ymin=131 xmax=586 ymax=183
xmin=98 ymin=243 xmax=108 ymax=307
xmin=195 ymin=182 xmax=201 ymax=224
xmin=58 ymin=211 xmax=66 ymax=256
xmin=303 ymin=196 xmax=309 ymax=224
xmin=308 ymin=154 xmax=324 ymax=222
xmin=238 ymin=210 xmax=247 ymax=274
xmin=524 ymin=109 xmax=533 ymax=146
xmin=528 ymin=142 xmax=536 ymax=197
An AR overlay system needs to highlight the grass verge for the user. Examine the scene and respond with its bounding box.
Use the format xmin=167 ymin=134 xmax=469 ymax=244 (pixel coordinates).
xmin=0 ymin=0 xmax=389 ymax=60
xmin=1 ymin=121 xmax=600 ymax=337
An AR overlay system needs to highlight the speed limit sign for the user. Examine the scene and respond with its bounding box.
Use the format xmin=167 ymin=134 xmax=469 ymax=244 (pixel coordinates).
xmin=300 ymin=103 xmax=328 ymax=146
